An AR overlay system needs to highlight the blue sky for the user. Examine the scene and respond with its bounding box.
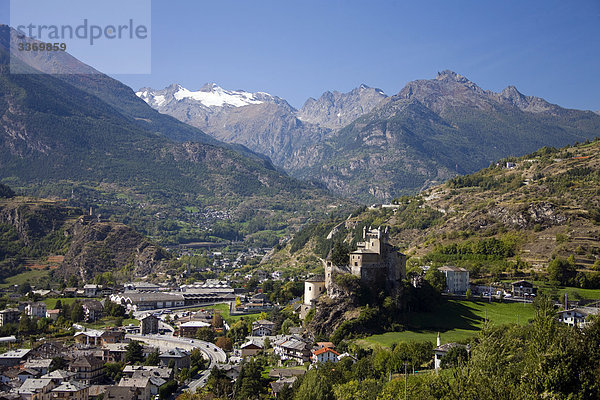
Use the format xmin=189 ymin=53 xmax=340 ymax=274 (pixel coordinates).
xmin=2 ymin=0 xmax=599 ymax=110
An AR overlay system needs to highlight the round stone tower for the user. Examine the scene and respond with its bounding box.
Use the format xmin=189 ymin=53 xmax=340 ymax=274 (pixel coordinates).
xmin=304 ymin=275 xmax=326 ymax=305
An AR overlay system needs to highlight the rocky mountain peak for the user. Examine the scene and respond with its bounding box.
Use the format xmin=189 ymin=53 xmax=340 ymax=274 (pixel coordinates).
xmin=436 ymin=70 xmax=470 ymax=83
xmin=297 ymin=84 xmax=387 ymax=129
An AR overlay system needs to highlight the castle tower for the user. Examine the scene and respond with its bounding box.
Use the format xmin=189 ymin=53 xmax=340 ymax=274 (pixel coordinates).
xmin=304 ymin=276 xmax=326 ymax=305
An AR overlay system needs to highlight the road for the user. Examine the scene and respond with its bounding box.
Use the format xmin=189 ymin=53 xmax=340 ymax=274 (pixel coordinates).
xmin=126 ymin=334 xmax=227 ymax=391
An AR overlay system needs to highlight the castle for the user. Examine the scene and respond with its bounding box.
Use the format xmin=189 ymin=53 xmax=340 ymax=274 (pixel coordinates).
xmin=301 ymin=227 xmax=406 ymax=316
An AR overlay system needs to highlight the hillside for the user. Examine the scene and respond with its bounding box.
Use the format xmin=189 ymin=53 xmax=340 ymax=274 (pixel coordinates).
xmin=0 ymin=27 xmax=347 ymax=246
xmin=291 ymin=71 xmax=600 ymax=202
xmin=266 ymin=140 xmax=600 ymax=281
xmin=0 ymin=196 xmax=167 ymax=283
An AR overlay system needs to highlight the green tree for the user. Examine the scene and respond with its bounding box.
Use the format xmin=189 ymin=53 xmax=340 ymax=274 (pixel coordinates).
xmin=548 ymin=257 xmax=577 ymax=286
xmin=228 ymin=320 xmax=249 ymax=343
xmin=235 ymin=360 xmax=267 ymax=399
xmin=195 ymin=327 xmax=215 ymax=342
xmin=70 ymin=301 xmax=84 ymax=322
xmin=124 ymin=341 xmax=144 ymax=364
xmin=424 ymin=267 xmax=446 ymax=293
xmin=104 ymin=362 xmax=125 ymax=382
xmin=158 ymin=380 xmax=178 ymax=400
xmin=50 ymin=356 xmax=67 ymax=372
xmin=333 ymin=379 xmax=381 ymax=400
xmin=190 ymin=348 xmax=207 ymax=370
xmin=331 ymin=241 xmax=350 ymax=266
xmin=207 ymin=367 xmax=234 ymax=398
xmin=294 ymin=368 xmax=334 ymax=400
xmin=145 ymin=349 xmax=160 ymax=366
xmin=440 ymin=346 xmax=469 ymax=369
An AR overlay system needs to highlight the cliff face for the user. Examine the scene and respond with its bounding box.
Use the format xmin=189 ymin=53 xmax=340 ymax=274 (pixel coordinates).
xmin=59 ymin=220 xmax=170 ymax=281
xmin=306 ymin=294 xmax=360 ymax=338
xmin=0 ymin=197 xmax=170 ymax=282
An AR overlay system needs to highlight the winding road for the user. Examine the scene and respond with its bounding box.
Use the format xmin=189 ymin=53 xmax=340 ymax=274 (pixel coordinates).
xmin=126 ymin=334 xmax=227 ymax=391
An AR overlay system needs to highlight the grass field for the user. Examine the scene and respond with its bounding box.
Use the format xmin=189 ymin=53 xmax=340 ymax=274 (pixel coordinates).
xmin=43 ymin=297 xmax=88 ymax=309
xmin=198 ymin=303 xmax=262 ymax=324
xmin=361 ymin=299 xmax=535 ymax=347
xmin=536 ymin=282 xmax=600 ymax=301
xmin=82 ymin=317 xmax=139 ymax=329
xmin=0 ymin=269 xmax=50 ymax=288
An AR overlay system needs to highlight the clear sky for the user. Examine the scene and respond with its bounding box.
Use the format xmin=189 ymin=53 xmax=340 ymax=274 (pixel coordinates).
xmin=2 ymin=0 xmax=599 ymax=110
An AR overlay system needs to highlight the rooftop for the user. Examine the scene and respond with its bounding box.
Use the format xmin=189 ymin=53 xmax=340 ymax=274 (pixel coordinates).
xmin=52 ymin=381 xmax=88 ymax=392
xmin=0 ymin=349 xmax=31 ymax=359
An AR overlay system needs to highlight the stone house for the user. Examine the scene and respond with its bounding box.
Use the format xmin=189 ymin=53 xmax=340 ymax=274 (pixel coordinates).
xmin=139 ymin=315 xmax=159 ymax=335
xmin=49 ymin=381 xmax=89 ymax=400
xmin=251 ymin=320 xmax=275 ymax=337
xmin=159 ymin=348 xmax=190 ymax=370
xmin=68 ymin=356 xmax=104 ymax=385
xmin=0 ymin=309 xmax=21 ymax=327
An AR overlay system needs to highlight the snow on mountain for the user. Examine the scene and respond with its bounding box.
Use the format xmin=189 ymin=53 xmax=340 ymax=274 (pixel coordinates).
xmin=136 ymin=83 xmax=270 ymax=109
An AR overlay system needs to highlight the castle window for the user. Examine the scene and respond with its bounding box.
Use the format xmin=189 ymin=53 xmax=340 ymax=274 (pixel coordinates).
xmin=309 ymin=287 xmax=311 ymax=291
xmin=354 ymin=262 xmax=358 ymax=266
xmin=319 ymin=287 xmax=322 ymax=292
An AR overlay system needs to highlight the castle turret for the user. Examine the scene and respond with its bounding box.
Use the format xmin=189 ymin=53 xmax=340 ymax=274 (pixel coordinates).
xmin=304 ymin=276 xmax=326 ymax=305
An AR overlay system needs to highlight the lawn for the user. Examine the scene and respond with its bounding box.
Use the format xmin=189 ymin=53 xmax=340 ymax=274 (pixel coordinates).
xmin=198 ymin=303 xmax=262 ymax=324
xmin=43 ymin=297 xmax=88 ymax=309
xmin=361 ymin=299 xmax=535 ymax=347
xmin=82 ymin=317 xmax=139 ymax=329
xmin=0 ymin=269 xmax=50 ymax=288
xmin=535 ymin=282 xmax=600 ymax=301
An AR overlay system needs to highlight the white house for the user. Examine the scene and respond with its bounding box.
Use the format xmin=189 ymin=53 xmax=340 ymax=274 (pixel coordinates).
xmin=557 ymin=308 xmax=598 ymax=327
xmin=438 ymin=266 xmax=469 ymax=294
xmin=311 ymin=347 xmax=340 ymax=364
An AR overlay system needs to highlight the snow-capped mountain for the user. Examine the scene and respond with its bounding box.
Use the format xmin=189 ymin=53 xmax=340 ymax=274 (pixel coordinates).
xmin=136 ymin=83 xmax=328 ymax=167
xmin=136 ymin=83 xmax=275 ymax=109
xmin=137 ymin=83 xmax=388 ymax=169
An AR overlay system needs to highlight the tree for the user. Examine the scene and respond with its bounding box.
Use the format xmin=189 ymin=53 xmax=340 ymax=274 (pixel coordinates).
xmin=145 ymin=349 xmax=160 ymax=366
xmin=294 ymin=368 xmax=334 ymax=400
xmin=177 ymin=367 xmax=190 ymax=384
xmin=281 ymin=318 xmax=295 ymax=335
xmin=158 ymin=380 xmax=178 ymax=400
xmin=70 ymin=301 xmax=84 ymax=322
xmin=235 ymin=360 xmax=267 ymax=399
xmin=195 ymin=327 xmax=215 ymax=342
xmin=207 ymin=367 xmax=233 ymax=398
xmin=190 ymin=348 xmax=207 ymax=370
xmin=50 ymin=356 xmax=67 ymax=372
xmin=104 ymin=362 xmax=125 ymax=382
xmin=228 ymin=320 xmax=249 ymax=343
xmin=548 ymin=257 xmax=577 ymax=286
xmin=212 ymin=313 xmax=224 ymax=329
xmin=19 ymin=282 xmax=32 ymax=295
xmin=215 ymin=336 xmax=233 ymax=351
xmin=440 ymin=346 xmax=469 ymax=369
xmin=124 ymin=341 xmax=144 ymax=364
xmin=424 ymin=268 xmax=446 ymax=293
xmin=105 ymin=301 xmax=126 ymax=317
xmin=331 ymin=241 xmax=350 ymax=266
xmin=333 ymin=379 xmax=381 ymax=400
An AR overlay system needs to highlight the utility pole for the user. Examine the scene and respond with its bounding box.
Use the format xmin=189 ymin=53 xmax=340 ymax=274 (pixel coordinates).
xmin=404 ymin=364 xmax=407 ymax=400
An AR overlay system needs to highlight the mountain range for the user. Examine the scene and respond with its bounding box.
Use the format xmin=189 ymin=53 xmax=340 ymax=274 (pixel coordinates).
xmin=0 ymin=25 xmax=343 ymax=246
xmin=136 ymin=83 xmax=386 ymax=168
xmin=140 ymin=71 xmax=600 ymax=202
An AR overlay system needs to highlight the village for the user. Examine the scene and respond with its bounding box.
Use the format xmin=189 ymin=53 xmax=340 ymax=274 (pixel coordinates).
xmin=0 ymin=227 xmax=597 ymax=399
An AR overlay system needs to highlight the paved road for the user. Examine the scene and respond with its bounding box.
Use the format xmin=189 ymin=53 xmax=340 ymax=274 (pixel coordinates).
xmin=126 ymin=334 xmax=226 ymax=392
